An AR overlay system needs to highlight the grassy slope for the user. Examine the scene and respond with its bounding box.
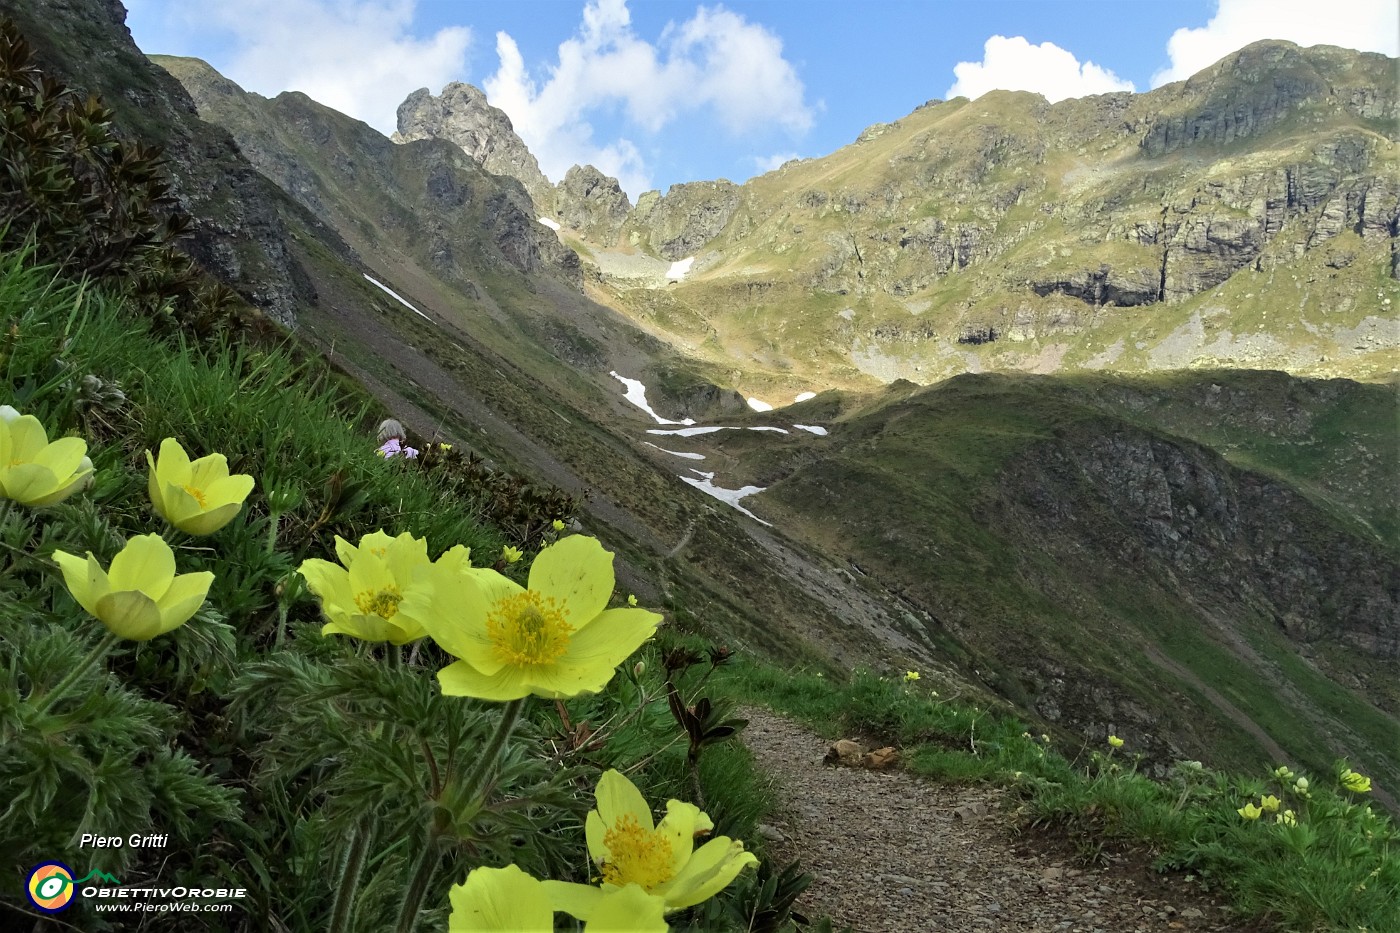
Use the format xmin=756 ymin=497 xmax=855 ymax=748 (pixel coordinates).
xmin=744 ymin=372 xmax=1399 ymax=797
xmin=593 ymin=45 xmax=1399 ymax=396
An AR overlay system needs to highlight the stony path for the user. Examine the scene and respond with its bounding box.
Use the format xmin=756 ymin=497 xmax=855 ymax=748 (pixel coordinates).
xmin=741 ymin=708 xmax=1260 ymax=933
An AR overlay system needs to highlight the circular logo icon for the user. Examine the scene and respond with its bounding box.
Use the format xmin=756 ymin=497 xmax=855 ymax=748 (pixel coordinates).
xmin=27 ymin=862 xmax=76 ymax=913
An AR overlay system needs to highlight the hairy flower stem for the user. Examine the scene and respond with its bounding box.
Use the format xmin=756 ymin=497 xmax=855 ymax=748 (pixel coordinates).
xmin=460 ymin=698 xmax=526 ymax=802
xmin=327 ymin=815 xmax=372 ymax=933
xmin=392 ymin=699 xmax=526 ymax=933
xmin=31 ymin=631 xmax=119 ymax=715
xmin=393 ymin=829 xmax=443 ymax=933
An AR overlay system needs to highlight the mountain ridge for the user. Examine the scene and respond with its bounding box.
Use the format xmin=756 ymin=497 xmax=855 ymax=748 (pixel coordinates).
xmin=396 ymin=39 xmax=1398 ymax=393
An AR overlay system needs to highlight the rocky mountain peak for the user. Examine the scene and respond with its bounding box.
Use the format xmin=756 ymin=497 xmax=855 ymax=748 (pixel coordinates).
xmin=556 ymin=165 xmax=631 ymax=244
xmin=394 ymin=82 xmax=555 ymax=212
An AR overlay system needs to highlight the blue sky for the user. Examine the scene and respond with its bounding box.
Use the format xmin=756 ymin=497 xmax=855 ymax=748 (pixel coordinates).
xmin=125 ymin=0 xmax=1398 ymax=201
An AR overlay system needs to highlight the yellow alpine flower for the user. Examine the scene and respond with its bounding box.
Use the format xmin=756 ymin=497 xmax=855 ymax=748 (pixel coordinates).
xmin=1340 ymin=769 xmax=1371 ymax=794
xmin=447 ymin=865 xmax=550 ymax=932
xmin=1273 ymin=765 xmax=1295 ymax=782
xmin=1237 ymin=802 xmax=1262 ymax=820
xmin=1108 ymin=735 xmax=1124 ymax=748
xmin=903 ymin=670 xmax=920 ymax=682
xmin=543 ymin=769 xmax=757 ymax=915
xmin=627 ymin=594 xmax=639 ymax=607
xmin=552 ymin=519 xmax=566 ymax=532
xmin=447 ymin=865 xmax=666 ymax=933
xmin=1259 ymin=795 xmax=1281 ymax=813
xmin=298 ymin=530 xmax=434 ymax=643
xmin=502 ymin=545 xmax=523 ymax=564
xmin=146 ymin=438 xmax=254 ymax=535
xmin=1277 ymin=809 xmax=1297 ymax=826
xmin=53 ymin=534 xmax=213 ymax=640
xmin=0 ymin=405 xmax=93 ymax=507
xmin=400 ymin=535 xmax=662 ymax=700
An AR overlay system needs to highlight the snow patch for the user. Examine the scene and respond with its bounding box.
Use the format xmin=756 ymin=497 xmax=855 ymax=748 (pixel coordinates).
xmin=793 ymin=424 xmax=828 ymax=436
xmin=747 ymin=426 xmax=789 ymax=434
xmin=647 ymin=426 xmax=730 ymax=437
xmin=364 ymin=275 xmax=431 ymax=321
xmin=537 ymin=217 xmax=561 ymax=231
xmin=680 ymin=470 xmax=770 ymax=526
xmin=644 ymin=442 xmax=706 ymax=460
xmin=746 ymin=396 xmax=773 ymax=412
xmin=794 ymin=391 xmax=816 ymax=402
xmin=666 ymin=256 xmax=695 ymax=281
xmin=610 ymin=372 xmax=696 ymax=426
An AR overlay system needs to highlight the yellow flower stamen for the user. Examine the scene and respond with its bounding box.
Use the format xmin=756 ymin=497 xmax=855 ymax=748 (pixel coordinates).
xmin=601 ymin=813 xmax=674 ymax=891
xmin=182 ymin=483 xmax=208 ymax=508
xmin=355 ymin=586 xmax=403 ymax=619
xmin=485 ymin=590 xmax=573 ymax=666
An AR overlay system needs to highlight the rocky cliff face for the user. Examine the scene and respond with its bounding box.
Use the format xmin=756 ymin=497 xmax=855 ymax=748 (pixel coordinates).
xmin=0 ymin=0 xmax=328 ymax=325
xmin=556 ymin=165 xmax=631 ymax=245
xmin=393 ymin=82 xmax=556 ymax=214
xmin=394 ymin=82 xmax=641 ymax=249
xmin=627 ymin=180 xmax=743 ymax=260
xmin=158 ymin=58 xmax=580 ymax=291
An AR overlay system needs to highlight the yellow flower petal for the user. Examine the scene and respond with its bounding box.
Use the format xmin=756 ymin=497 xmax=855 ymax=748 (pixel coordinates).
xmin=30 ymin=436 xmax=88 ymax=482
xmin=595 ymin=769 xmax=657 ymax=836
xmin=403 ymin=566 xmax=520 ymax=674
xmin=582 ymin=884 xmax=668 ymax=932
xmin=188 ymin=451 xmax=231 ymax=487
xmin=530 ymin=608 xmax=661 ymax=696
xmin=528 ymin=535 xmax=614 ymax=629
xmin=384 ymin=531 xmax=432 ymax=586
xmin=657 ymin=799 xmax=712 ymax=877
xmin=3 ymin=413 xmax=49 ymax=461
xmin=53 ymin=550 xmax=109 ymax=617
xmin=107 ymin=534 xmax=176 ymax=600
xmin=447 ymin=865 xmax=552 ymax=933
xmin=333 ymin=535 xmax=360 ymax=567
xmin=539 ymin=881 xmax=606 ymax=923
xmin=436 ymin=659 xmax=533 ymax=701
xmin=660 ymin=836 xmax=757 ymax=909
xmin=156 ymin=572 xmax=214 ymax=632
xmin=95 ymin=590 xmax=164 ymax=640
xmin=155 ymin=437 xmax=193 ymax=483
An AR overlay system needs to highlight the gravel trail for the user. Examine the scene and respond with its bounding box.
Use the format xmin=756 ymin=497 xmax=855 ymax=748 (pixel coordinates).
xmin=741 ymin=707 xmax=1263 ymax=933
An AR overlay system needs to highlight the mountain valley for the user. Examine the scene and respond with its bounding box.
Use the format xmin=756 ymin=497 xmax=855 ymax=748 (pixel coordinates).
xmin=7 ymin=0 xmax=1396 ymax=810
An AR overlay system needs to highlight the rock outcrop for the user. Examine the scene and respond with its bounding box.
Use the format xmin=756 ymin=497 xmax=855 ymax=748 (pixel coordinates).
xmin=555 ymin=165 xmax=631 ymax=245
xmin=394 ymin=82 xmax=556 ymax=214
xmin=629 ymin=180 xmax=742 ymax=260
xmin=0 ymin=0 xmax=324 ymax=325
xmin=158 ymin=58 xmax=580 ymax=290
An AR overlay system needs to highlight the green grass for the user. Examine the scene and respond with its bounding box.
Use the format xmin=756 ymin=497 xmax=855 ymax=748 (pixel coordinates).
xmin=0 ymin=249 xmax=797 ymax=932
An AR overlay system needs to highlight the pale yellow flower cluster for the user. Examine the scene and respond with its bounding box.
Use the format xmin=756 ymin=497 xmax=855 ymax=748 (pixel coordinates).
xmin=295 ymin=527 xmax=753 ymax=928
xmin=3 ymin=406 xmax=251 ymax=642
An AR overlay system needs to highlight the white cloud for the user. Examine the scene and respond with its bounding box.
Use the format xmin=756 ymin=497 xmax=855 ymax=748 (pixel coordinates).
xmin=128 ymin=0 xmax=469 ymax=137
xmin=753 ymin=151 xmax=800 ymax=173
xmin=1152 ymin=0 xmax=1400 ymax=86
xmin=946 ymin=35 xmax=1135 ymax=103
xmin=485 ymin=0 xmax=812 ymax=197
